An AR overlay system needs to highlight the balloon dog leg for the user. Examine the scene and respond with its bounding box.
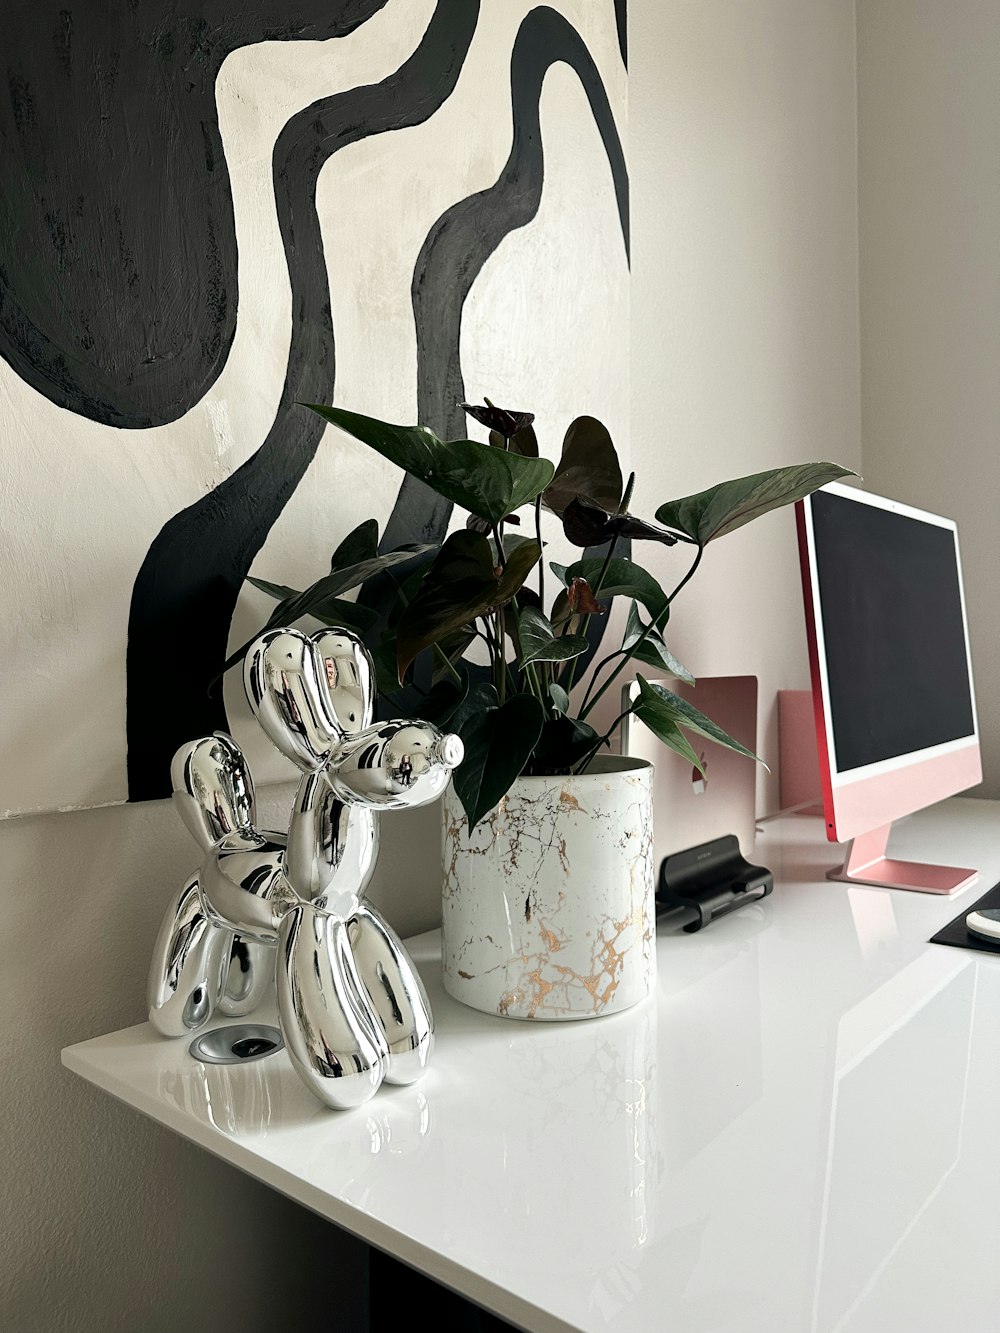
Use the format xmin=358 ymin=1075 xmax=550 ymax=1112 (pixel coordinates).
xmin=276 ymin=903 xmax=389 ymax=1110
xmin=147 ymin=874 xmax=231 ymax=1037
xmin=348 ymin=904 xmax=434 ymax=1086
xmin=218 ymin=935 xmax=275 ymax=1018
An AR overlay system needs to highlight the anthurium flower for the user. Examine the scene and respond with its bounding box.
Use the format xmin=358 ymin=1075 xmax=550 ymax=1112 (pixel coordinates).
xmin=566 ymin=576 xmax=605 ymax=615
xmin=561 ymin=496 xmax=681 ymax=549
xmin=460 ymin=401 xmax=535 ymax=439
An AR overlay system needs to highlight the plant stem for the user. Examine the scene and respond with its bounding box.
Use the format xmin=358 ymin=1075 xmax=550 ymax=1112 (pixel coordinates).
xmin=579 ymin=648 xmax=625 ymax=714
xmin=589 ymin=536 xmax=619 ymax=600
xmin=387 ymin=565 xmax=462 ymax=689
xmin=492 ymin=518 xmax=507 ymax=703
xmin=479 ymin=614 xmax=503 ymax=697
xmin=579 ymin=542 xmax=704 ymax=722
xmin=535 ymin=495 xmax=544 ymax=607
xmin=431 ymin=642 xmax=463 ymax=686
xmin=525 ymin=661 xmax=545 ymax=703
xmin=562 ymin=535 xmax=619 ymax=697
xmin=574 ymin=707 xmax=633 ymax=774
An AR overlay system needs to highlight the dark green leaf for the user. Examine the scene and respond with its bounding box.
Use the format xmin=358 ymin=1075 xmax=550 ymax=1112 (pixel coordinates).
xmin=247 ymin=576 xmax=299 ymax=602
xmin=514 ymin=583 xmax=543 ymax=613
xmin=449 ymin=682 xmax=499 ymax=735
xmin=431 ymin=627 xmax=477 ymax=683
xmin=385 ymin=557 xmax=435 ymax=629
xmin=247 ymin=566 xmax=378 ymax=634
xmin=563 ymin=556 xmax=670 ymax=621
xmin=303 ymin=403 xmax=553 ymax=525
xmin=634 ymin=675 xmax=765 ymax=767
xmin=549 ymin=562 xmax=569 ymax=588
xmin=489 ymin=424 xmax=539 ymax=457
xmin=544 ymin=416 xmax=623 ymax=517
xmin=549 ymin=590 xmax=576 ymax=631
xmin=308 ymin=599 xmax=379 ymax=634
xmin=264 ymin=546 xmax=433 ymax=629
xmin=419 ymin=671 xmax=470 ymax=726
xmin=528 ymin=714 xmax=603 ymax=774
xmin=371 ymin=639 xmax=405 ymax=697
xmin=499 ymin=541 xmax=545 ymax=601
xmin=395 ymin=532 xmax=541 ymax=680
xmin=622 ymin=602 xmax=695 ymax=683
xmin=517 ymin=607 xmax=590 ymax=667
xmin=548 ymin=683 xmax=570 ymax=714
xmin=218 ymin=547 xmax=429 ymax=682
xmin=498 ymin=532 xmax=540 ymax=561
xmin=629 ymin=695 xmax=706 ymax=776
xmin=453 ymin=695 xmax=545 ymax=829
xmin=654 ymin=462 xmax=857 ymax=544
xmin=330 ymin=518 xmax=379 ymax=571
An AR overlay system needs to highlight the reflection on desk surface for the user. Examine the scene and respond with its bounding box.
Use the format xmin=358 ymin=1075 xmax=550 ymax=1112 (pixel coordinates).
xmin=813 ymin=951 xmax=974 ymax=1333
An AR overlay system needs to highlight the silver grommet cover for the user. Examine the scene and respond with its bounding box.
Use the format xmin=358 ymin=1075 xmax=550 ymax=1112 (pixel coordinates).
xmin=188 ymin=1023 xmax=284 ymax=1065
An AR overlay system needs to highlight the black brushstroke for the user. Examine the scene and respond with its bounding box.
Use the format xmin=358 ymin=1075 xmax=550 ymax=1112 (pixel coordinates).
xmin=615 ymin=0 xmax=628 ymax=68
xmin=368 ymin=4 xmax=630 ymax=687
xmin=376 ymin=4 xmax=629 ymax=562
xmin=0 ymin=1 xmax=389 ymax=428
xmin=126 ymin=1 xmax=480 ymax=799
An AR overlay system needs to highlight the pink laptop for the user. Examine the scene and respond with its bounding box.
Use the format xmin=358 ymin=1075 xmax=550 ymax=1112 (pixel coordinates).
xmin=620 ymin=675 xmax=759 ymax=864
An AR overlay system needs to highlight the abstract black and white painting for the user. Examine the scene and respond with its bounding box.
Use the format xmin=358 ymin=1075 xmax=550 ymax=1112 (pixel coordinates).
xmin=0 ymin=1 xmax=628 ymax=814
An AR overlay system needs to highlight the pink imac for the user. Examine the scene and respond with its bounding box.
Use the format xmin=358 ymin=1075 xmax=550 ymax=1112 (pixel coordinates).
xmin=796 ymin=482 xmax=982 ymax=894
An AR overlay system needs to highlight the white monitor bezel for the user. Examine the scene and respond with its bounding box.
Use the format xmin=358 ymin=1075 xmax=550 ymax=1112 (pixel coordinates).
xmin=798 ymin=480 xmax=979 ymax=790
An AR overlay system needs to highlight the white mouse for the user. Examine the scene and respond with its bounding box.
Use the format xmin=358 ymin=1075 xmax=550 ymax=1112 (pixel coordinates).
xmin=965 ymin=907 xmax=1000 ymax=942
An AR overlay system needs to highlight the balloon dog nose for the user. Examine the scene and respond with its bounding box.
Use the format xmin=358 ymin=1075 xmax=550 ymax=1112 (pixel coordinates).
xmin=433 ymin=733 xmax=464 ymax=771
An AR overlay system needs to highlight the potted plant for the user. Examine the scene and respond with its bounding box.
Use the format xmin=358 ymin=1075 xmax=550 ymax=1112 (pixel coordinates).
xmin=234 ymin=399 xmax=854 ymax=1021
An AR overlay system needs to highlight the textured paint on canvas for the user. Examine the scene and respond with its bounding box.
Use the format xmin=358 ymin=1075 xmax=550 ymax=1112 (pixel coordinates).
xmin=0 ymin=0 xmax=628 ymax=815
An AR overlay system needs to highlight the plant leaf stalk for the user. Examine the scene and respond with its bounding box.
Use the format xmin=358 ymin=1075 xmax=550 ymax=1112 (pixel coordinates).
xmin=560 ymin=533 xmax=619 ymax=696
xmin=579 ymin=542 xmax=705 ymax=725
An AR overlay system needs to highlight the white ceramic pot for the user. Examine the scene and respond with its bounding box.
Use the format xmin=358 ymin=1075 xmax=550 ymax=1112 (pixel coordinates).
xmin=441 ymin=754 xmax=655 ymax=1021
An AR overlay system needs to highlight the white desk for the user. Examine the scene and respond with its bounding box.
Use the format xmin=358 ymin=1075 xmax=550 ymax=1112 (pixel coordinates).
xmin=63 ymin=798 xmax=1000 ymax=1333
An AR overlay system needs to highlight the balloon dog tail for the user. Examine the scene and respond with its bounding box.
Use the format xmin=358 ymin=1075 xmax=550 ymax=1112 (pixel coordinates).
xmin=148 ymin=734 xmax=266 ymax=1037
xmin=170 ymin=732 xmax=258 ymax=852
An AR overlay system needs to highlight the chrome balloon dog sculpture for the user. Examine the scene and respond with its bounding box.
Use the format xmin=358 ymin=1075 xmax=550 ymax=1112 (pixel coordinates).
xmin=147 ymin=626 xmax=463 ymax=1110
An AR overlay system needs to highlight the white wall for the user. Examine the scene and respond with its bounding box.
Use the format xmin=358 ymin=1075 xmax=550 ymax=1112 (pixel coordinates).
xmin=857 ymin=0 xmax=1000 ymax=797
xmin=630 ymin=0 xmax=862 ymax=813
xmin=1 ymin=3 xmax=867 ymax=1329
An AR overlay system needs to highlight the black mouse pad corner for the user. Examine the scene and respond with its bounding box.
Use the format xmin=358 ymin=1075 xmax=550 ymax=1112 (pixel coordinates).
xmin=929 ymin=880 xmax=1000 ymax=954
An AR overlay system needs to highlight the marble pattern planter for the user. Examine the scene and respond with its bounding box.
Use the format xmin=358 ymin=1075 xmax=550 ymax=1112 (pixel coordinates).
xmin=441 ymin=755 xmax=655 ymax=1021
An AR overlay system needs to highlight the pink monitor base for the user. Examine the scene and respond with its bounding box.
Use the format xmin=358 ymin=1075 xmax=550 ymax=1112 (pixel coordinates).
xmin=826 ymin=823 xmax=978 ymax=895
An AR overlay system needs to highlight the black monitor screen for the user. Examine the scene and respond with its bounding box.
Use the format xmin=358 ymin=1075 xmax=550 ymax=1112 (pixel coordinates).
xmin=810 ymin=490 xmax=975 ymax=773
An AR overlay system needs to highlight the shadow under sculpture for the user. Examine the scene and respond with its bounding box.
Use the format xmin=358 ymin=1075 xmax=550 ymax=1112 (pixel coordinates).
xmin=146 ymin=626 xmax=463 ymax=1110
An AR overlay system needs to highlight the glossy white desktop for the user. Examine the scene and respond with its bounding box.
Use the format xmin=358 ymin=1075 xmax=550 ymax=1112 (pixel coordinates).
xmin=62 ymin=798 xmax=1000 ymax=1333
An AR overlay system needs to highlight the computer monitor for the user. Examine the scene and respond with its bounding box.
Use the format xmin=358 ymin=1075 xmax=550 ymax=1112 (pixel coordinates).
xmin=795 ymin=481 xmax=981 ymax=894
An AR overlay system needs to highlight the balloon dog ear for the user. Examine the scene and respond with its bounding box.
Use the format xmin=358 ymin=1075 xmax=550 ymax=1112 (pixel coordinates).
xmin=309 ymin=628 xmax=375 ymax=734
xmin=170 ymin=732 xmax=256 ymax=852
xmin=244 ymin=628 xmax=342 ymax=770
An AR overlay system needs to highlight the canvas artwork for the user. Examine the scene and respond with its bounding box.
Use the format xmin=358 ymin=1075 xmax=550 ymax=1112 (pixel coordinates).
xmin=0 ymin=0 xmax=629 ymax=815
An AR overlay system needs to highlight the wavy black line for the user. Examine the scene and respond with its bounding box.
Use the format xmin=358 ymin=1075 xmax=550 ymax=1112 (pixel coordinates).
xmin=0 ymin=2 xmax=389 ymax=427
xmin=369 ymin=4 xmax=629 ymax=682
xmin=615 ymin=0 xmax=628 ymax=67
xmin=126 ymin=0 xmax=480 ymax=799
xmin=376 ymin=4 xmax=629 ymax=561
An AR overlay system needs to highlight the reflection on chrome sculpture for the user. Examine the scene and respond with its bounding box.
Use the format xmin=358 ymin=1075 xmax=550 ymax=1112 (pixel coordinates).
xmin=147 ymin=626 xmax=462 ymax=1110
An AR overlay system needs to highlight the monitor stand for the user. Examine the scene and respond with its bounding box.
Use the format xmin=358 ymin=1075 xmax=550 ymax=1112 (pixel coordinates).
xmin=827 ymin=824 xmax=978 ymax=895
